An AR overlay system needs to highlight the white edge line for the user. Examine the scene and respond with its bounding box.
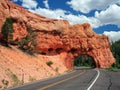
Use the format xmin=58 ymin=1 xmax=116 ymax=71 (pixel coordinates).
xmin=87 ymin=69 xmax=100 ymax=90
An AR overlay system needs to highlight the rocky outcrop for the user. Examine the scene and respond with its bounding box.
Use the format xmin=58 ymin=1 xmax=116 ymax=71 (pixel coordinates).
xmin=0 ymin=0 xmax=115 ymax=70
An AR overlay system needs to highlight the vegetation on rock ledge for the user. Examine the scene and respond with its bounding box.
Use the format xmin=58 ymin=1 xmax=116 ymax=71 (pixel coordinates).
xmin=18 ymin=27 xmax=37 ymax=55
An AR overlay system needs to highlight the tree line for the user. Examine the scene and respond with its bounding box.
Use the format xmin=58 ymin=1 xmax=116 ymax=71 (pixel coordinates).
xmin=74 ymin=55 xmax=95 ymax=68
xmin=110 ymin=40 xmax=120 ymax=69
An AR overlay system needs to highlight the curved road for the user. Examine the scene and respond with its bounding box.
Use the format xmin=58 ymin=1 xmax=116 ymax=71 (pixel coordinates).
xmin=6 ymin=68 xmax=120 ymax=90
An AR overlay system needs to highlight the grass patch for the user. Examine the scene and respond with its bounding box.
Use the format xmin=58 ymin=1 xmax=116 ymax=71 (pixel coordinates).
xmin=106 ymin=67 xmax=120 ymax=72
xmin=6 ymin=69 xmax=21 ymax=86
xmin=29 ymin=76 xmax=36 ymax=82
xmin=11 ymin=73 xmax=21 ymax=86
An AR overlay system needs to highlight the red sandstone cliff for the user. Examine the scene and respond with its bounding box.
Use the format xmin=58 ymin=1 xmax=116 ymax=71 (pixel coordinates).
xmin=0 ymin=0 xmax=115 ymax=69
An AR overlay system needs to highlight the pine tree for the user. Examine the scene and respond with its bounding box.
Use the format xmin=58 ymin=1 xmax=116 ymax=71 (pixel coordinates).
xmin=1 ymin=18 xmax=14 ymax=46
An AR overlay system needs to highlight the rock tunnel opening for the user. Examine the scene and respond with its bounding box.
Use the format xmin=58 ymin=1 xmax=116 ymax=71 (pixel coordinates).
xmin=74 ymin=54 xmax=96 ymax=68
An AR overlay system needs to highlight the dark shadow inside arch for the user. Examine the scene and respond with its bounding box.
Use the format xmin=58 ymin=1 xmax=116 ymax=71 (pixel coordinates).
xmin=74 ymin=54 xmax=96 ymax=69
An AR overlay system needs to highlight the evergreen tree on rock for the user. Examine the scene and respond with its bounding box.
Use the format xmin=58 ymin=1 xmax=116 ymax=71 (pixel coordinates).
xmin=1 ymin=18 xmax=14 ymax=46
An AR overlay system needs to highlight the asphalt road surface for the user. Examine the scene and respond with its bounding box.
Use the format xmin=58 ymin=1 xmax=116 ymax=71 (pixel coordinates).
xmin=6 ymin=68 xmax=120 ymax=90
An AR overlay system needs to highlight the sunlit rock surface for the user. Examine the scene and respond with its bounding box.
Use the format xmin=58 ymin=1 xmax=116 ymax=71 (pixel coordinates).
xmin=0 ymin=0 xmax=115 ymax=70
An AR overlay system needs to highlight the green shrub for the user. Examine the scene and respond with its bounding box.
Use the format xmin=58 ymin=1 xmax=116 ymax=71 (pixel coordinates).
xmin=18 ymin=27 xmax=37 ymax=55
xmin=11 ymin=74 xmax=21 ymax=86
xmin=46 ymin=61 xmax=53 ymax=67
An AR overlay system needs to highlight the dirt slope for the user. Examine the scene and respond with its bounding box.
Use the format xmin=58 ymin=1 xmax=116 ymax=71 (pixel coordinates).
xmin=0 ymin=45 xmax=67 ymax=89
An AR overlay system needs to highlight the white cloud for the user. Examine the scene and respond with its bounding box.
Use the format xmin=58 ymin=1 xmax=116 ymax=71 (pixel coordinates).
xmin=67 ymin=0 xmax=120 ymax=13
xmin=12 ymin=0 xmax=120 ymax=30
xmin=22 ymin=0 xmax=38 ymax=9
xmin=28 ymin=5 xmax=120 ymax=42
xmin=10 ymin=0 xmax=23 ymax=2
xmin=43 ymin=0 xmax=49 ymax=9
xmin=11 ymin=0 xmax=120 ymax=29
xmin=29 ymin=8 xmax=66 ymax=19
xmin=63 ymin=14 xmax=100 ymax=28
xmin=103 ymin=31 xmax=120 ymax=42
xmin=10 ymin=0 xmax=120 ymax=43
xmin=95 ymin=4 xmax=120 ymax=28
xmin=29 ymin=7 xmax=100 ymax=28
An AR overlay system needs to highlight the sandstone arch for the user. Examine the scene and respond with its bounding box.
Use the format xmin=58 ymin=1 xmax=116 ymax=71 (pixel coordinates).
xmin=39 ymin=23 xmax=115 ymax=70
xmin=0 ymin=0 xmax=115 ymax=70
xmin=35 ymin=23 xmax=115 ymax=70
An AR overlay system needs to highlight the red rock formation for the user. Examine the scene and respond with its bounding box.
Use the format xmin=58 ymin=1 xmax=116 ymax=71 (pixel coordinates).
xmin=0 ymin=0 xmax=115 ymax=70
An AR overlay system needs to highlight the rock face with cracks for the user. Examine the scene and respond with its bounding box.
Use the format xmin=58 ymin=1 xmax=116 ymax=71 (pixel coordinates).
xmin=0 ymin=0 xmax=115 ymax=70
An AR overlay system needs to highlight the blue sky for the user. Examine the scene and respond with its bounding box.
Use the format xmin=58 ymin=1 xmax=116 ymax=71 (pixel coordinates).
xmin=11 ymin=0 xmax=120 ymax=42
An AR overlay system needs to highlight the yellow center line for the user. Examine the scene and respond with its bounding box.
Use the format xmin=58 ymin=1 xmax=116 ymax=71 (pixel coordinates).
xmin=38 ymin=70 xmax=86 ymax=90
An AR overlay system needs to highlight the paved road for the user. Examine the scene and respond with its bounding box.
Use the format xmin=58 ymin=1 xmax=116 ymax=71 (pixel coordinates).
xmin=6 ymin=68 xmax=120 ymax=90
xmin=92 ymin=69 xmax=120 ymax=90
